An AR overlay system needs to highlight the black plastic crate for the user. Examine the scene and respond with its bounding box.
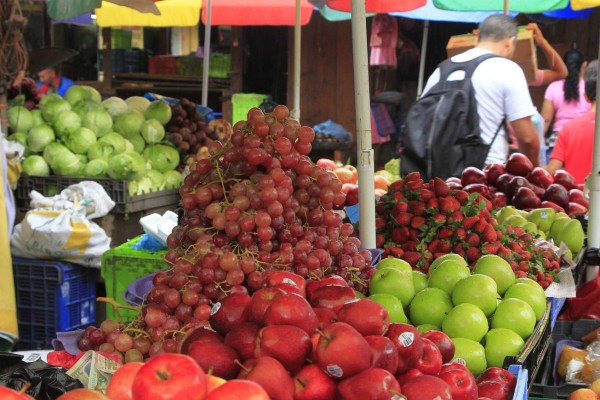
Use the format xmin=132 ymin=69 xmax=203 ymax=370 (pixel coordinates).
xmin=12 ymin=257 xmax=96 ymax=350
xmin=16 ymin=175 xmax=180 ymax=214
xmin=529 ymin=319 xmax=600 ymax=399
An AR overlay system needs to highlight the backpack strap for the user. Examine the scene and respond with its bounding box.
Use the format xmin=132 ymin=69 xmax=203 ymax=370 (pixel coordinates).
xmin=439 ymin=53 xmax=500 ymax=81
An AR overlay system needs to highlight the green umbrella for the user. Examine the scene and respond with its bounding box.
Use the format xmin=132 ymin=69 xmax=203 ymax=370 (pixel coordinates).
xmin=433 ymin=0 xmax=568 ymax=13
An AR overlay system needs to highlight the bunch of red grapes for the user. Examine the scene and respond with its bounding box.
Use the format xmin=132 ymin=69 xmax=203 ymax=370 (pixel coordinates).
xmin=79 ymin=105 xmax=375 ymax=360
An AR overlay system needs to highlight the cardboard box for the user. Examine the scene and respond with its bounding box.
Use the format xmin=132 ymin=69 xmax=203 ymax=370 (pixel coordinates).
xmin=446 ymin=26 xmax=538 ymax=83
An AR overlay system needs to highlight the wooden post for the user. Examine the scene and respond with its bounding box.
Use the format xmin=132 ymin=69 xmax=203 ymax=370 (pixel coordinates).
xmin=101 ymin=27 xmax=112 ymax=91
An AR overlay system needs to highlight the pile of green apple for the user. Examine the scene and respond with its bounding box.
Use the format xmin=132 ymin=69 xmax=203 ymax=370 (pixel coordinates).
xmin=497 ymin=205 xmax=585 ymax=256
xmin=368 ymin=254 xmax=547 ymax=377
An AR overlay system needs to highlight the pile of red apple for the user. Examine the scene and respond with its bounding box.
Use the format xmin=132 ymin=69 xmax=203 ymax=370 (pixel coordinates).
xmin=375 ymin=171 xmax=560 ymax=284
xmin=452 ymin=153 xmax=588 ymax=218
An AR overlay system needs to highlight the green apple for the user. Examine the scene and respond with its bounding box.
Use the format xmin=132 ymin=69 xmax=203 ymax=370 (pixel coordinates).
xmin=452 ymin=337 xmax=487 ymax=376
xmin=527 ymin=208 xmax=556 ymax=233
xmin=504 ymin=282 xmax=547 ymax=321
xmin=452 ymin=274 xmax=499 ymax=317
xmin=376 ymin=257 xmax=412 ymax=271
xmin=537 ymin=230 xmax=546 ymax=239
xmin=484 ymin=328 xmax=525 ymax=368
xmin=417 ymin=324 xmax=439 ymax=334
xmin=354 ymin=290 xmax=366 ymax=298
xmin=442 ymin=303 xmax=489 ymax=342
xmin=429 ymin=253 xmax=468 ymax=274
xmin=473 ymin=255 xmax=515 ymax=296
xmin=496 ymin=206 xmax=521 ymax=225
xmin=549 ymin=217 xmax=571 ymax=241
xmin=412 ymin=270 xmax=428 ymax=294
xmin=369 ymin=267 xmax=415 ymax=307
xmin=504 ymin=214 xmax=527 ymax=227
xmin=428 ymin=259 xmax=471 ymax=295
xmin=556 ymin=219 xmax=585 ymax=254
xmin=368 ymin=293 xmax=408 ymax=323
xmin=491 ymin=298 xmax=536 ymax=340
xmin=409 ymin=288 xmax=453 ymax=327
xmin=522 ymin=222 xmax=538 ymax=234
xmin=514 ymin=277 xmax=546 ymax=292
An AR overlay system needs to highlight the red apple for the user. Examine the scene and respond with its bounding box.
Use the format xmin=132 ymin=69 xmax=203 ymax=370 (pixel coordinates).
xmin=294 ymin=364 xmax=337 ymax=400
xmin=446 ymin=177 xmax=462 ymax=185
xmin=56 ymin=389 xmax=110 ymax=400
xmin=567 ymin=202 xmax=588 ymax=217
xmin=224 ymin=322 xmax=260 ymax=361
xmin=206 ymin=379 xmax=270 ymax=400
xmin=447 ymin=180 xmax=463 ymax=190
xmin=440 ymin=362 xmax=471 ymax=375
xmin=306 ymin=275 xmax=349 ymax=300
xmin=527 ymin=167 xmax=554 ymax=188
xmin=553 ymin=169 xmax=577 ymax=190
xmin=485 ymin=163 xmax=506 ymax=186
xmin=209 ymin=292 xmax=252 ymax=336
xmin=463 ymin=183 xmax=491 ymax=199
xmin=341 ymin=183 xmax=356 ymax=195
xmin=540 ymin=200 xmax=565 ymax=213
xmin=364 ymin=335 xmax=399 ymax=374
xmin=495 ymin=173 xmax=515 ymax=193
xmin=255 ymin=324 xmax=312 ymax=375
xmin=131 ymin=354 xmax=207 ymax=400
xmin=316 ymin=322 xmax=372 ymax=379
xmin=345 ymin=186 xmax=359 ymax=206
xmin=263 ymin=293 xmax=320 ymax=335
xmin=543 ymin=184 xmax=570 ymax=209
xmin=337 ymin=368 xmax=401 ymax=400
xmin=507 ymin=176 xmax=533 ymax=199
xmin=461 ymin=167 xmax=488 ymax=186
xmin=421 ymin=330 xmax=455 ymax=364
xmin=106 ymin=362 xmax=144 ymax=400
xmin=0 ymin=386 xmax=35 ymax=400
xmin=238 ymin=356 xmax=295 ymax=400
xmin=186 ymin=339 xmax=241 ymax=379
xmin=264 ymin=270 xmax=307 ymax=298
xmin=476 ymin=380 xmax=511 ymax=400
xmin=317 ymin=158 xmax=338 ymax=171
xmin=530 ymin=184 xmax=545 ymax=199
xmin=438 ymin=364 xmax=478 ymax=400
xmin=337 ymin=298 xmax=390 ymax=336
xmin=505 ymin=153 xmax=533 ymax=177
xmin=206 ymin=375 xmax=227 ymax=394
xmin=313 ymin=307 xmax=337 ymax=330
xmin=476 ymin=367 xmax=517 ymax=393
xmin=248 ymin=287 xmax=285 ymax=325
xmin=386 ymin=323 xmax=424 ymax=375
xmin=396 ymin=368 xmax=423 ymax=386
xmin=569 ymin=189 xmax=589 ymax=208
xmin=178 ymin=326 xmax=224 ymax=354
xmin=511 ymin=187 xmax=541 ymax=209
xmin=416 ymin=338 xmax=443 ymax=375
xmin=308 ymin=284 xmax=356 ymax=313
xmin=334 ymin=167 xmax=356 ymax=185
xmin=492 ymin=192 xmax=508 ymax=208
xmin=402 ymin=375 xmax=453 ymax=400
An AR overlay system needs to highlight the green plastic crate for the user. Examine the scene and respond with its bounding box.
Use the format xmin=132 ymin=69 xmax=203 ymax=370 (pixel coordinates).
xmin=232 ymin=93 xmax=271 ymax=125
xmin=111 ymin=28 xmax=132 ymax=50
xmin=101 ymin=236 xmax=168 ymax=321
xmin=208 ymin=52 xmax=231 ymax=79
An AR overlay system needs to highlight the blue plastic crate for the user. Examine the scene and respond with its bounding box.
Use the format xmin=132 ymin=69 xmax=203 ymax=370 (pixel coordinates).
xmin=12 ymin=257 xmax=96 ymax=350
xmin=509 ymin=364 xmax=529 ymax=400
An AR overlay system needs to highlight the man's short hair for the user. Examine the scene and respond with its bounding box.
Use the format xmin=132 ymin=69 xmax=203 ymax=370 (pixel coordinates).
xmin=478 ymin=15 xmax=518 ymax=42
xmin=584 ymin=59 xmax=598 ymax=102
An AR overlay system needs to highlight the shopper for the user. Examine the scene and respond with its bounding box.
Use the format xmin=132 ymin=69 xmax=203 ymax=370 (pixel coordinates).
xmin=545 ymin=60 xmax=598 ymax=185
xmin=541 ymin=49 xmax=591 ymax=161
xmin=37 ymin=65 xmax=75 ymax=97
xmin=421 ymin=15 xmax=540 ymax=166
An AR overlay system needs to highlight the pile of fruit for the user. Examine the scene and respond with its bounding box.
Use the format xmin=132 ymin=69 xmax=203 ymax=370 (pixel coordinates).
xmin=453 ymin=153 xmax=588 ymax=218
xmin=7 ymin=77 xmax=41 ymax=110
xmin=7 ymin=86 xmax=183 ymax=195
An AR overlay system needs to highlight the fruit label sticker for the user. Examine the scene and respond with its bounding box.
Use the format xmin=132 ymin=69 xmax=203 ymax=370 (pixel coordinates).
xmin=454 ymin=357 xmax=467 ymax=366
xmin=344 ymin=297 xmax=361 ymax=304
xmin=433 ymin=397 xmax=443 ymax=400
xmin=282 ymin=278 xmax=298 ymax=287
xmin=391 ymin=395 xmax=405 ymax=400
xmin=541 ymin=211 xmax=547 ymax=219
xmin=210 ymin=302 xmax=221 ymax=316
xmin=326 ymin=364 xmax=343 ymax=378
xmin=398 ymin=332 xmax=414 ymax=347
xmin=20 ymin=352 xmax=42 ymax=362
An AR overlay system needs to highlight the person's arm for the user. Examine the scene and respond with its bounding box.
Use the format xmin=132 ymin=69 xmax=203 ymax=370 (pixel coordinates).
xmin=510 ymin=117 xmax=540 ymax=166
xmin=545 ymin=158 xmax=564 ymax=176
xmin=540 ymin=98 xmax=555 ymax=135
xmin=526 ymin=23 xmax=567 ymax=85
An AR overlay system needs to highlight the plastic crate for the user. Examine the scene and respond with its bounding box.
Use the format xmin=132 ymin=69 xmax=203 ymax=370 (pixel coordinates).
xmin=232 ymin=93 xmax=271 ymax=125
xmin=101 ymin=236 xmax=168 ymax=321
xmin=208 ymin=52 xmax=231 ymax=79
xmin=510 ymin=364 xmax=529 ymax=400
xmin=12 ymin=257 xmax=96 ymax=350
xmin=15 ymin=175 xmax=180 ymax=214
xmin=529 ymin=319 xmax=600 ymax=399
xmin=110 ymin=49 xmax=148 ymax=73
xmin=111 ymin=28 xmax=132 ymax=50
xmin=178 ymin=55 xmax=203 ymax=77
xmin=148 ymin=55 xmax=179 ymax=75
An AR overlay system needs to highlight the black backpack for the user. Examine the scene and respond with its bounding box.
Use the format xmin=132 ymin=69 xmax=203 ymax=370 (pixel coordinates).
xmin=400 ymin=53 xmax=504 ymax=180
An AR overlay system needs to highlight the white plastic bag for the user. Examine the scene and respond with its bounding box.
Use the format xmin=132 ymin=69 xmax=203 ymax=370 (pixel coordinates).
xmin=10 ymin=208 xmax=111 ymax=268
xmin=29 ymin=181 xmax=116 ymax=219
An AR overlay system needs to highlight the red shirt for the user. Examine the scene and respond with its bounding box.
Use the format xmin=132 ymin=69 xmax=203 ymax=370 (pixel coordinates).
xmin=550 ymin=110 xmax=596 ymax=184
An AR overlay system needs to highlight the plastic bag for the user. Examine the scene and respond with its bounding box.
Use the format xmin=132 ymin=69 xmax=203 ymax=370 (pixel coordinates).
xmin=10 ymin=208 xmax=111 ymax=268
xmin=313 ymin=120 xmax=352 ymax=141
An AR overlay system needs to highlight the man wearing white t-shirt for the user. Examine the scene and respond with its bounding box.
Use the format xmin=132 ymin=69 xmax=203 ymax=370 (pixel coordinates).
xmin=422 ymin=15 xmax=540 ymax=166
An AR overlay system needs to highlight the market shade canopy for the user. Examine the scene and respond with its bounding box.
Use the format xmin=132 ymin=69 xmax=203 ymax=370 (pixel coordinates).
xmin=327 ymin=0 xmax=426 ymax=13
xmin=95 ymin=0 xmax=202 ymax=27
xmin=392 ymin=0 xmax=516 ymax=22
xmin=202 ymin=0 xmax=313 ymax=26
xmin=433 ymin=0 xmax=569 ymax=13
xmin=47 ymin=0 xmax=160 ymax=20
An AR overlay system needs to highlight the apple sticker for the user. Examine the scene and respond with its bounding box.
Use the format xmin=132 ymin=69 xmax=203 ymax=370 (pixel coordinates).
xmin=210 ymin=302 xmax=221 ymax=315
xmin=326 ymin=364 xmax=344 ymax=378
xmin=398 ymin=332 xmax=414 ymax=347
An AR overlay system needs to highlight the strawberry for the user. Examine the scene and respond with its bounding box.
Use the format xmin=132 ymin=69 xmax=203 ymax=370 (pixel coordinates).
xmin=479 ymin=209 xmax=492 ymax=221
xmin=393 ymin=201 xmax=408 ymax=215
xmin=520 ymin=251 xmax=531 ymax=261
xmin=433 ymin=252 xmax=447 ymax=260
xmin=409 ymin=229 xmax=420 ymax=242
xmin=474 ymin=220 xmax=488 ymax=233
xmin=393 ymin=192 xmax=406 ymax=201
xmin=463 ymin=216 xmax=480 ymax=230
xmin=453 ymin=243 xmax=464 ymax=253
xmin=405 ymin=171 xmax=421 ymax=182
xmin=402 ymin=251 xmax=422 ymax=267
xmin=437 ymin=241 xmax=452 ymax=253
xmin=453 ymin=190 xmax=469 ymax=205
xmin=431 ymin=213 xmax=447 ymax=225
xmin=406 ymin=179 xmax=424 ymax=192
xmin=508 ymin=242 xmax=522 ymax=253
xmin=427 ymin=198 xmax=439 ymax=211
xmin=376 ymin=235 xmax=386 ymax=248
xmin=536 ymin=270 xmax=545 ymax=282
xmin=455 ymin=228 xmax=467 ymax=240
xmin=375 ymin=217 xmax=387 ymax=230
xmin=479 ymin=195 xmax=493 ymax=211
xmin=438 ymin=228 xmax=453 ymax=239
xmin=433 ymin=177 xmax=450 ymax=197
xmin=388 ymin=246 xmax=404 ymax=258
xmin=515 ymin=271 xmax=528 ymax=278
xmin=489 ymin=218 xmax=498 ymax=227
xmin=508 ymin=260 xmax=518 ymax=271
xmin=466 ymin=233 xmax=480 ymax=248
xmin=428 ymin=239 xmax=440 ymax=253
xmin=519 ymin=261 xmax=529 ymax=272
xmin=439 ymin=196 xmax=460 ymax=215
xmin=466 ymin=247 xmax=482 ymax=262
xmin=449 ymin=210 xmax=465 ymax=223
xmin=420 ymin=189 xmax=435 ymax=202
xmin=482 ymin=242 xmax=499 ymax=255
xmin=403 ymin=241 xmax=418 ymax=252
xmin=390 ymin=180 xmax=405 ymax=191
xmin=539 ymin=281 xmax=550 ymax=289
xmin=482 ymin=225 xmax=498 ymax=242
xmin=545 ymin=273 xmax=554 ymax=283
xmin=408 ymin=200 xmax=426 ymax=216
xmin=411 ymin=216 xmax=427 ymax=229
xmin=391 ymin=227 xmax=410 ymax=244
xmin=394 ymin=212 xmax=413 ymax=226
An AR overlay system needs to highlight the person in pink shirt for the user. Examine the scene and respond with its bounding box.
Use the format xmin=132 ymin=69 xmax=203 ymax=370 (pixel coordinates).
xmin=546 ymin=59 xmax=597 ymax=185
xmin=541 ymin=49 xmax=591 ymax=161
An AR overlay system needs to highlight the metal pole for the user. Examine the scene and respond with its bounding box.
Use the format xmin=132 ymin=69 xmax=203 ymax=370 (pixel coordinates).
xmin=417 ymin=20 xmax=430 ymax=98
xmin=291 ymin=0 xmax=301 ymax=120
xmin=201 ymin=0 xmax=212 ymax=106
xmin=585 ymin=36 xmax=600 ymax=282
xmin=350 ymin=0 xmax=375 ymax=249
